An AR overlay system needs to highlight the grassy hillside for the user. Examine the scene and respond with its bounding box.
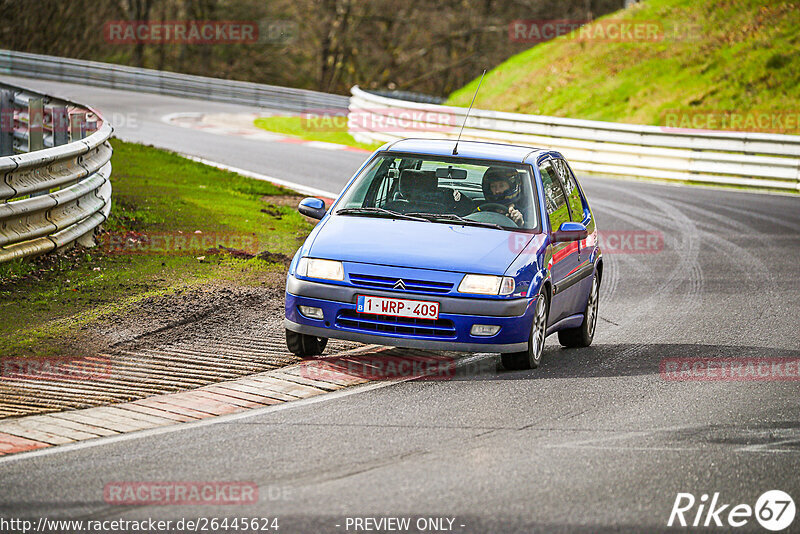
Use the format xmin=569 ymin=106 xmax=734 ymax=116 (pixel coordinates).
xmin=448 ymin=0 xmax=800 ymax=133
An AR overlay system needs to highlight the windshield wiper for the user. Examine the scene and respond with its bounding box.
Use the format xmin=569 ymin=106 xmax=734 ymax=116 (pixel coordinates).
xmin=406 ymin=212 xmax=505 ymax=230
xmin=336 ymin=207 xmax=430 ymax=222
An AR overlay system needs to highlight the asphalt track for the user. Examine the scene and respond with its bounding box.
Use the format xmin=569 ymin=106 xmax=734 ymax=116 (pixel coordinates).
xmin=1 ymin=76 xmax=799 ymax=533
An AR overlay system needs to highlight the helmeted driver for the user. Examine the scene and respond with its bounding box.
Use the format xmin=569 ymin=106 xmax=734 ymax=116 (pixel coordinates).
xmin=479 ymin=166 xmax=525 ymax=226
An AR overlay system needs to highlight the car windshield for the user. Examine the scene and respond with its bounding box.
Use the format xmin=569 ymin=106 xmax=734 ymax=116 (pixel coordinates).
xmin=335 ymin=153 xmax=539 ymax=231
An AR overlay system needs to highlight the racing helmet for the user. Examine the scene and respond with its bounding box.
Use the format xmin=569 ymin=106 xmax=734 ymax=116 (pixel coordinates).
xmin=482 ymin=166 xmax=521 ymax=205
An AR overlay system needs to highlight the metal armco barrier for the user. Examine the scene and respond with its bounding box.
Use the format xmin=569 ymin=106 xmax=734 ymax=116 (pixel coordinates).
xmin=0 ymin=49 xmax=349 ymax=113
xmin=0 ymin=81 xmax=112 ymax=263
xmin=349 ymin=86 xmax=800 ymax=191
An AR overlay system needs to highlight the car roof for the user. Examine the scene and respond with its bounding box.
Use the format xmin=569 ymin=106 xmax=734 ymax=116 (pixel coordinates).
xmin=383 ymin=138 xmax=552 ymax=165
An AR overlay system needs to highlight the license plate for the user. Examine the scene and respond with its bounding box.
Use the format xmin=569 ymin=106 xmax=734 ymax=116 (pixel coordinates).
xmin=356 ymin=295 xmax=440 ymax=320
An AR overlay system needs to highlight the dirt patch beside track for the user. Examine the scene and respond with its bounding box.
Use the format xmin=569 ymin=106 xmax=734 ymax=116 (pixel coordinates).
xmin=0 ymin=274 xmax=361 ymax=418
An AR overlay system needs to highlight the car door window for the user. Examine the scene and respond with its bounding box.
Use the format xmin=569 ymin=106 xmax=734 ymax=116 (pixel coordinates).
xmin=555 ymin=158 xmax=585 ymax=222
xmin=539 ymin=160 xmax=570 ymax=232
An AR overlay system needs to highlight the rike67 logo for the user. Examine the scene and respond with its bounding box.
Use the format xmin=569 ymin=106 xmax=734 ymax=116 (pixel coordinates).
xmin=668 ymin=490 xmax=795 ymax=531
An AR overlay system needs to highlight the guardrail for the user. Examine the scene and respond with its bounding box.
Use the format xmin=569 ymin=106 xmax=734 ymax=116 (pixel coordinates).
xmin=0 ymin=81 xmax=112 ymax=263
xmin=0 ymin=49 xmax=349 ymax=113
xmin=349 ymin=86 xmax=800 ymax=191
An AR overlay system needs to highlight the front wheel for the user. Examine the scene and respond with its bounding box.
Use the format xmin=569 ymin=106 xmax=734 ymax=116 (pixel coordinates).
xmin=286 ymin=329 xmax=328 ymax=357
xmin=558 ymin=274 xmax=599 ymax=348
xmin=501 ymin=292 xmax=548 ymax=370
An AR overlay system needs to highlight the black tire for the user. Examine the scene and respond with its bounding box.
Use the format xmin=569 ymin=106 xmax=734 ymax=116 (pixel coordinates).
xmin=558 ymin=273 xmax=599 ymax=348
xmin=501 ymin=290 xmax=549 ymax=370
xmin=286 ymin=329 xmax=328 ymax=357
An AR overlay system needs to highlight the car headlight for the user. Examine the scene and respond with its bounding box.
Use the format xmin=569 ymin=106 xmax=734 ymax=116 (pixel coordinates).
xmin=296 ymin=257 xmax=344 ymax=281
xmin=458 ymin=274 xmax=515 ymax=295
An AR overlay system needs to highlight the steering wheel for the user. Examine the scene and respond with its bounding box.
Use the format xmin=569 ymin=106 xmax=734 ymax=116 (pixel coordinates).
xmin=471 ymin=202 xmax=521 ymax=227
xmin=476 ymin=202 xmax=510 ymax=215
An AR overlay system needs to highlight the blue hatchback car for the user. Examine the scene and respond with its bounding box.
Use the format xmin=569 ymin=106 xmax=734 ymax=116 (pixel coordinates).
xmin=284 ymin=139 xmax=602 ymax=369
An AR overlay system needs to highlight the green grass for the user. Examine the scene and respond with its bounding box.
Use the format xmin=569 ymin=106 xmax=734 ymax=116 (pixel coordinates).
xmin=0 ymin=139 xmax=313 ymax=357
xmin=448 ymin=0 xmax=800 ymax=133
xmin=254 ymin=115 xmax=384 ymax=151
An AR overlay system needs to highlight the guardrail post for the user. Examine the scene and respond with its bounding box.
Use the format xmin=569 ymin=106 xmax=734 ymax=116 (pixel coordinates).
xmin=28 ymin=98 xmax=46 ymax=197
xmin=0 ymin=90 xmax=14 ymax=156
xmin=796 ymin=164 xmax=800 ymax=192
xmin=70 ymin=112 xmax=86 ymax=141
xmin=51 ymin=105 xmax=69 ymax=147
xmin=28 ymin=98 xmax=44 ymax=152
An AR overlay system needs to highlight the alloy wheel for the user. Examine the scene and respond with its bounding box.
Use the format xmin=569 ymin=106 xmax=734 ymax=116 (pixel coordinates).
xmin=529 ymin=295 xmax=547 ymax=367
xmin=586 ymin=277 xmax=599 ymax=338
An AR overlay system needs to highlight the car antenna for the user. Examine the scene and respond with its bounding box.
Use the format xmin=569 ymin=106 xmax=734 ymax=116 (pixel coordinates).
xmin=453 ymin=69 xmax=486 ymax=156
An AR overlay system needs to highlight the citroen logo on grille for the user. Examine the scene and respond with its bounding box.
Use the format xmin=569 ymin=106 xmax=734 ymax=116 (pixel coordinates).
xmin=393 ymin=279 xmax=406 ymax=290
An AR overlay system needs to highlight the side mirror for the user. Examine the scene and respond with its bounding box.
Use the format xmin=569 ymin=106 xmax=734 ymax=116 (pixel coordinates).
xmin=298 ymin=197 xmax=327 ymax=220
xmin=552 ymin=221 xmax=588 ymax=243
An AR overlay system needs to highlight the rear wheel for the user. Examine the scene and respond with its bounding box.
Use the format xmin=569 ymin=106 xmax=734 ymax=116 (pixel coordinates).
xmin=501 ymin=291 xmax=548 ymax=370
xmin=558 ymin=274 xmax=599 ymax=348
xmin=286 ymin=329 xmax=328 ymax=357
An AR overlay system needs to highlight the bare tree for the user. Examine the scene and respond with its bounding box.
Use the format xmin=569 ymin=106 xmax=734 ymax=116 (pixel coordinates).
xmin=117 ymin=0 xmax=154 ymax=67
xmin=0 ymin=0 xmax=628 ymax=96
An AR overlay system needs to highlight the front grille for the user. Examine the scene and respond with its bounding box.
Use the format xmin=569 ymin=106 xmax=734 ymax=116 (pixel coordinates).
xmin=349 ymin=273 xmax=453 ymax=294
xmin=336 ymin=310 xmax=456 ymax=338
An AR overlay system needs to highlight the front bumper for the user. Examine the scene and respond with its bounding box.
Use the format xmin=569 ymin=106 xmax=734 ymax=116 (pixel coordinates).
xmin=284 ymin=277 xmax=535 ymax=353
